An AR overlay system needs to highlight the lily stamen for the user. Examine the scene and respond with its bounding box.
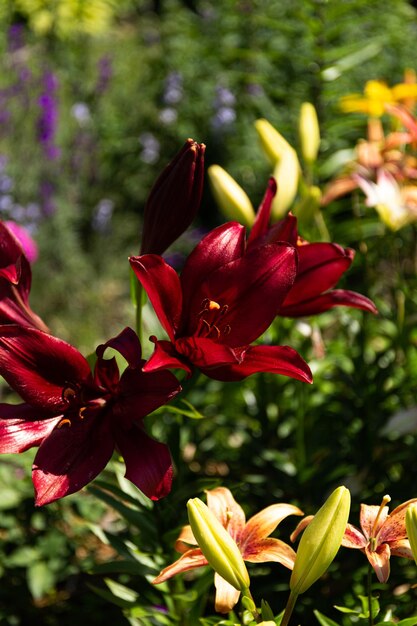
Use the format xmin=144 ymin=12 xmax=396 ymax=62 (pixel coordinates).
xmin=57 ymin=418 xmax=72 ymax=429
xmin=370 ymin=494 xmax=391 ymax=545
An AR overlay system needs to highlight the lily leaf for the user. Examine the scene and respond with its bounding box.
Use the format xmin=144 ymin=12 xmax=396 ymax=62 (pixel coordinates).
xmin=314 ymin=610 xmax=341 ymax=626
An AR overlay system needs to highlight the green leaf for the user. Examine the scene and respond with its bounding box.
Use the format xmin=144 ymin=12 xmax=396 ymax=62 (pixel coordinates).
xmin=261 ymin=599 xmax=275 ymax=621
xmin=314 ymin=610 xmax=341 ymax=626
xmin=358 ymin=594 xmax=380 ymax=619
xmin=27 ymin=561 xmax=55 ymax=600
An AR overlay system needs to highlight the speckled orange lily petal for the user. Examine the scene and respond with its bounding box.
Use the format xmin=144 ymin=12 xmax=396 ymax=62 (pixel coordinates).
xmin=153 ymin=548 xmax=207 ymax=584
xmin=365 ymin=542 xmax=391 ymax=583
xmin=206 ymin=487 xmax=246 ymax=542
xmin=214 ymin=572 xmax=241 ymax=613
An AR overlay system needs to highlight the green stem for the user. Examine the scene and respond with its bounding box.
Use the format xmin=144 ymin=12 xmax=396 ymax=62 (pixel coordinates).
xmin=280 ymin=590 xmax=298 ymax=626
xmin=241 ymin=588 xmax=262 ymax=623
xmin=314 ymin=209 xmax=330 ymax=241
xmin=367 ymin=565 xmax=374 ymax=626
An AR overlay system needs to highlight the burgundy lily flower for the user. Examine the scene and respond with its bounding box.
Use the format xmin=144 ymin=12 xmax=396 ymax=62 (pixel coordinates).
xmin=0 ymin=221 xmax=48 ymax=331
xmin=130 ymin=222 xmax=312 ymax=383
xmin=342 ymin=495 xmax=417 ymax=582
xmin=247 ymin=179 xmax=377 ymax=317
xmin=140 ymin=139 xmax=205 ymax=255
xmin=153 ymin=487 xmax=303 ymax=613
xmin=0 ymin=325 xmax=181 ymax=505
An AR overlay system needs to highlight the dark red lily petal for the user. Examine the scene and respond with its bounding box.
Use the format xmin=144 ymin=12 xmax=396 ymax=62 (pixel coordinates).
xmin=195 ymin=242 xmax=297 ymax=346
xmin=282 ymin=243 xmax=353 ymax=306
xmin=280 ymin=289 xmax=378 ymax=317
xmin=96 ymin=327 xmax=142 ymax=369
xmin=265 ymin=212 xmax=298 ymax=246
xmin=0 ymin=403 xmax=60 ymax=453
xmin=115 ymin=424 xmax=173 ymax=500
xmin=0 ymin=221 xmax=25 ymax=284
xmin=247 ymin=177 xmax=277 ymax=247
xmin=179 ymin=222 xmax=247 ymax=324
xmin=0 ymin=286 xmax=49 ymax=330
xmin=143 ymin=339 xmax=194 ymax=377
xmin=140 ymin=139 xmax=205 ymax=255
xmin=33 ymin=415 xmax=114 ymax=506
xmin=130 ymin=255 xmax=182 ymax=341
xmin=0 ymin=326 xmax=91 ymax=409
xmin=116 ymin=366 xmax=181 ymax=427
xmin=205 ymin=344 xmax=312 ymax=383
xmin=175 ymin=336 xmax=239 ymax=370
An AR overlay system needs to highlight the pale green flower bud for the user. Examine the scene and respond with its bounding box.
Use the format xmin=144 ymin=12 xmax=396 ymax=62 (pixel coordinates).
xmin=290 ymin=486 xmax=351 ymax=594
xmin=271 ymin=149 xmax=300 ymax=219
xmin=299 ymin=103 xmax=320 ymax=164
xmin=255 ymin=118 xmax=295 ymax=166
xmin=406 ymin=503 xmax=417 ymax=566
xmin=187 ymin=498 xmax=250 ymax=592
xmin=208 ymin=165 xmax=255 ymax=227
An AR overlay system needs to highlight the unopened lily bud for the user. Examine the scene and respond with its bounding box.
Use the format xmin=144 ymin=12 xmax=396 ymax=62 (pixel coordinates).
xmin=290 ymin=486 xmax=350 ymax=594
xmin=208 ymin=165 xmax=255 ymax=227
xmin=406 ymin=503 xmax=417 ymax=566
xmin=187 ymin=497 xmax=250 ymax=592
xmin=299 ymin=103 xmax=320 ymax=164
xmin=255 ymin=118 xmax=295 ymax=165
xmin=140 ymin=139 xmax=205 ymax=255
xmin=271 ymin=149 xmax=300 ymax=219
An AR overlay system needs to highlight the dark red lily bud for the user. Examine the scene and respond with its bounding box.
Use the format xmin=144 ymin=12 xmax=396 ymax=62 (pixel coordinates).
xmin=140 ymin=139 xmax=205 ymax=255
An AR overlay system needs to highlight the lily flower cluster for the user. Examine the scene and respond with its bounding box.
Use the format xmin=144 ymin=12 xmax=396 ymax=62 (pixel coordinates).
xmin=0 ymin=137 xmax=375 ymax=506
xmin=323 ymin=75 xmax=417 ymax=231
xmin=154 ymin=487 xmax=417 ymax=621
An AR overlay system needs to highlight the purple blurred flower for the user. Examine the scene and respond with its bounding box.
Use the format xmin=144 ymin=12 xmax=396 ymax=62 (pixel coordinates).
xmin=159 ymin=108 xmax=177 ymax=125
xmin=71 ymin=102 xmax=91 ymax=126
xmin=92 ymin=199 xmax=114 ymax=233
xmin=39 ymin=180 xmax=56 ymax=216
xmin=96 ymin=55 xmax=113 ymax=95
xmin=163 ymin=71 xmax=183 ymax=105
xmin=7 ymin=24 xmax=25 ymax=53
xmin=211 ymin=86 xmax=236 ymax=131
xmin=37 ymin=71 xmax=60 ymax=161
xmin=139 ymin=133 xmax=160 ymax=164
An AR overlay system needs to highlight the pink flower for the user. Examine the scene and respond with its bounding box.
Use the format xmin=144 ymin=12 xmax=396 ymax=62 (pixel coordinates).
xmin=0 ymin=221 xmax=47 ymax=330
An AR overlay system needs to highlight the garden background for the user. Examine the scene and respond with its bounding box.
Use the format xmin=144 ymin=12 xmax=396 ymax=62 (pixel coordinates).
xmin=1 ymin=1 xmax=417 ymax=624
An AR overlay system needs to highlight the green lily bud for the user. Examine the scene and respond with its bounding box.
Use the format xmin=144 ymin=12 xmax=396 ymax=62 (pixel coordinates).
xmin=255 ymin=118 xmax=294 ymax=166
xmin=271 ymin=149 xmax=300 ymax=219
xmin=293 ymin=185 xmax=322 ymax=224
xmin=406 ymin=503 xmax=417 ymax=566
xmin=290 ymin=486 xmax=350 ymax=594
xmin=187 ymin=497 xmax=250 ymax=592
xmin=299 ymin=103 xmax=320 ymax=164
xmin=208 ymin=165 xmax=255 ymax=227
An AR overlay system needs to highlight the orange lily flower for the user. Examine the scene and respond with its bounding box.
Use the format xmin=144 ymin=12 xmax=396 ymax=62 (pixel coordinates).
xmin=341 ymin=495 xmax=417 ymax=582
xmin=153 ymin=487 xmax=303 ymax=613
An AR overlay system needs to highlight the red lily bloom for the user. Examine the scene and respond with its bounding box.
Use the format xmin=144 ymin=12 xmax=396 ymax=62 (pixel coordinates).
xmin=0 ymin=325 xmax=181 ymax=505
xmin=130 ymin=222 xmax=312 ymax=383
xmin=0 ymin=221 xmax=48 ymax=331
xmin=247 ymin=179 xmax=377 ymax=317
xmin=140 ymin=139 xmax=205 ymax=255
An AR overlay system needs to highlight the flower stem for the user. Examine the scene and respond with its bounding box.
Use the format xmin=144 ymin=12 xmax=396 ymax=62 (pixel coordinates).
xmin=241 ymin=588 xmax=262 ymax=623
xmin=367 ymin=565 xmax=374 ymax=626
xmin=280 ymin=590 xmax=298 ymax=626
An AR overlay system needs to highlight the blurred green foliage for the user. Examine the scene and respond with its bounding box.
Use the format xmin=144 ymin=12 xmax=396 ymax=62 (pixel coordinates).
xmin=1 ymin=0 xmax=417 ymax=624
